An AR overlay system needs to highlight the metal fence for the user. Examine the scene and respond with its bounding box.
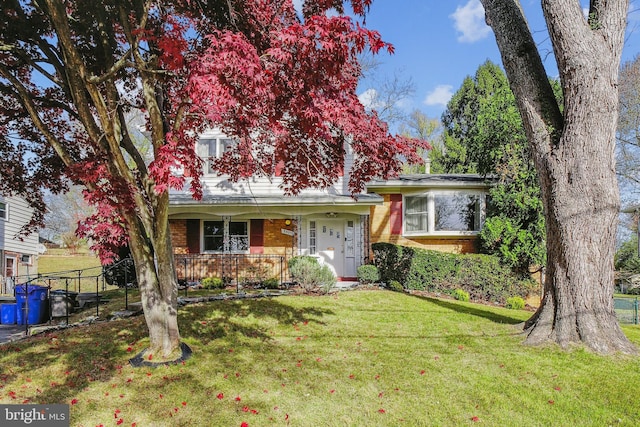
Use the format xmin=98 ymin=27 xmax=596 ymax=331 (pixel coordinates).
xmin=174 ymin=253 xmax=287 ymax=286
xmin=614 ymin=297 xmax=639 ymax=324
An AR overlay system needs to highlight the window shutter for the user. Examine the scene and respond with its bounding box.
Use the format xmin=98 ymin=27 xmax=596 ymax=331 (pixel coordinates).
xmin=389 ymin=194 xmax=403 ymax=235
xmin=250 ymin=219 xmax=264 ymax=254
xmin=186 ymin=219 xmax=200 ymax=254
xmin=274 ymin=160 xmax=285 ymax=177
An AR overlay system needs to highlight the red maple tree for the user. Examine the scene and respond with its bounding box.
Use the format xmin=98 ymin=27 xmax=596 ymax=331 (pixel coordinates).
xmin=0 ymin=0 xmax=426 ymax=358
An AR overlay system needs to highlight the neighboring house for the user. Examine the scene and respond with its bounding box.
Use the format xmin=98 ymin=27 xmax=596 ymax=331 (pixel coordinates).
xmin=167 ymin=130 xmax=493 ymax=283
xmin=0 ymin=195 xmax=40 ymax=294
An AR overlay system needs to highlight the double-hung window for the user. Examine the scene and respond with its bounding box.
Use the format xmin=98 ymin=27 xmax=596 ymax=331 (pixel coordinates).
xmin=203 ymin=220 xmax=248 ymax=252
xmin=199 ymin=137 xmax=235 ymax=173
xmin=0 ymin=201 xmax=6 ymax=220
xmin=404 ymin=191 xmax=484 ymax=235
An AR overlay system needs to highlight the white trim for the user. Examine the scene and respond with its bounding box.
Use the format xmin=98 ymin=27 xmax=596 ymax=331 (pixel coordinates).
xmin=0 ymin=201 xmax=7 ymax=221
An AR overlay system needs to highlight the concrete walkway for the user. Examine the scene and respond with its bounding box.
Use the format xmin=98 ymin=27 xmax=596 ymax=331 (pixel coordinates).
xmin=0 ymin=324 xmax=28 ymax=344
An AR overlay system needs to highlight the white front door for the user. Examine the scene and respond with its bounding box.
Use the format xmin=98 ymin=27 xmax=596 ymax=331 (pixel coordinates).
xmin=316 ymin=219 xmax=345 ymax=277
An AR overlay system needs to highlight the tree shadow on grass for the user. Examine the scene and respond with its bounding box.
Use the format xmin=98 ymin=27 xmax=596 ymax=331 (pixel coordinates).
xmin=179 ymin=297 xmax=334 ymax=344
xmin=409 ymin=293 xmax=527 ymax=325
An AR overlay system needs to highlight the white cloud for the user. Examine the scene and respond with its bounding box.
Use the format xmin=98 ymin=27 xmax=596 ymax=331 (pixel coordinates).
xmin=358 ymin=88 xmax=383 ymax=110
xmin=450 ymin=0 xmax=492 ymax=43
xmin=424 ymin=85 xmax=454 ymax=107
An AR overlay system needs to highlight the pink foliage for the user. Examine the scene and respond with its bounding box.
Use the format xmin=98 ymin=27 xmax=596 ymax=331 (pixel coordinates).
xmin=0 ymin=0 xmax=428 ymax=261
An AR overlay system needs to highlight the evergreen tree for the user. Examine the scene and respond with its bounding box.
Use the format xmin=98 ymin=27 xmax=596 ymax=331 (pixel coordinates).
xmin=433 ymin=60 xmax=546 ymax=274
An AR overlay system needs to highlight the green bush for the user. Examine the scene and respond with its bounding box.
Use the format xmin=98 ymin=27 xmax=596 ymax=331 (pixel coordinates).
xmin=505 ymin=296 xmax=525 ymax=310
xmin=201 ymin=277 xmax=225 ymax=290
xmin=288 ymin=256 xmax=336 ymax=292
xmin=357 ymin=264 xmax=380 ymax=284
xmin=372 ymin=242 xmax=536 ymax=304
xmin=387 ymin=280 xmax=404 ymax=292
xmin=262 ymin=277 xmax=280 ymax=289
xmin=452 ymin=288 xmax=470 ymax=302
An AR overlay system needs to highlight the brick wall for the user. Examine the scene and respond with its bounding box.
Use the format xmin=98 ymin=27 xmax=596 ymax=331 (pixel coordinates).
xmin=170 ymin=218 xmax=298 ymax=256
xmin=263 ymin=219 xmax=296 ymax=256
xmin=170 ymin=219 xmax=189 ymax=254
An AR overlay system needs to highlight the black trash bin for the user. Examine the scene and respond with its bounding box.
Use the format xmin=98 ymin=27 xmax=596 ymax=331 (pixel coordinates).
xmin=49 ymin=290 xmax=78 ymax=317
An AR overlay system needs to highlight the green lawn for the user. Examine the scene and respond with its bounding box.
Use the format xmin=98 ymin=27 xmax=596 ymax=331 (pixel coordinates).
xmin=38 ymin=250 xmax=102 ymax=276
xmin=1 ymin=290 xmax=640 ymax=426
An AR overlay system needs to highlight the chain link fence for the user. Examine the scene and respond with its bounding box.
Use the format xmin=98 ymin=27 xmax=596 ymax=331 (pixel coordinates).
xmin=614 ymin=297 xmax=639 ymax=324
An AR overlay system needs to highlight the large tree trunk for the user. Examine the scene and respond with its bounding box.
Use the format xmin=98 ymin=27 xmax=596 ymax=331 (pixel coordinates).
xmin=481 ymin=0 xmax=637 ymax=353
xmin=126 ymin=194 xmax=181 ymax=359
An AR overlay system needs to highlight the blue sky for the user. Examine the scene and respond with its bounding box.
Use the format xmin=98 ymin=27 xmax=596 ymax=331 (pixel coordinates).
xmin=354 ymin=0 xmax=640 ymax=120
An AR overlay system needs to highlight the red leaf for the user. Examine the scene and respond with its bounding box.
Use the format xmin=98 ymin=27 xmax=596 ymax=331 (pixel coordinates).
xmin=216 ymin=393 xmax=224 ymax=400
xmin=116 ymin=419 xmax=123 ymax=425
xmin=241 ymin=422 xmax=249 ymax=427
xmin=70 ymin=399 xmax=78 ymax=405
xmin=378 ymin=408 xmax=386 ymax=414
xmin=471 ymin=416 xmax=480 ymax=422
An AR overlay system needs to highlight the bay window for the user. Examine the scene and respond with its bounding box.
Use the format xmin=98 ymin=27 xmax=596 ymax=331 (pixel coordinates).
xmin=404 ymin=191 xmax=485 ymax=235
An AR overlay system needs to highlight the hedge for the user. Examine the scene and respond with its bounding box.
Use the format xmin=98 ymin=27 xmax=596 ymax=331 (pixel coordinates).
xmin=372 ymin=242 xmax=536 ymax=304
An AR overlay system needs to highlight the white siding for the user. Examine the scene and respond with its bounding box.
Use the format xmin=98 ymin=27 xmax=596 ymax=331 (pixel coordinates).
xmin=195 ymin=130 xmax=356 ymax=198
xmin=0 ymin=195 xmax=39 ymax=254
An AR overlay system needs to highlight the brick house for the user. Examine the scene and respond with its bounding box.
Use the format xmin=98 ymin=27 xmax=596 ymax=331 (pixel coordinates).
xmin=168 ymin=130 xmax=493 ymax=284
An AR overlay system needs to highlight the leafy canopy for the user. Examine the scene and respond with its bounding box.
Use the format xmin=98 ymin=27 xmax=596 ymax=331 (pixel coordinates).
xmin=0 ymin=0 xmax=427 ymax=261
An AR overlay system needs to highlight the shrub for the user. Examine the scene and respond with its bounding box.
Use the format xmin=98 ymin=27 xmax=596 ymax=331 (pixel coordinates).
xmin=452 ymin=288 xmax=470 ymax=302
xmin=357 ymin=264 xmax=380 ymax=284
xmin=288 ymin=256 xmax=336 ymax=292
xmin=371 ymin=243 xmax=415 ymax=284
xmin=262 ymin=277 xmax=280 ymax=289
xmin=372 ymin=242 xmax=537 ymax=304
xmin=201 ymin=277 xmax=225 ymax=290
xmin=505 ymin=296 xmax=525 ymax=310
xmin=387 ymin=280 xmax=404 ymax=292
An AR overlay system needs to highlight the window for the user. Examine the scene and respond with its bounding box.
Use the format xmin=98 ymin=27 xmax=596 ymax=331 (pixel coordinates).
xmin=309 ymin=221 xmax=317 ymax=254
xmin=228 ymin=221 xmax=249 ymax=252
xmin=405 ymin=196 xmax=429 ymax=233
xmin=404 ymin=192 xmax=484 ymax=235
xmin=0 ymin=201 xmax=6 ymax=220
xmin=203 ymin=220 xmax=248 ymax=252
xmin=200 ymin=138 xmax=236 ymax=173
xmin=434 ymin=194 xmax=481 ymax=232
xmin=203 ymin=221 xmax=224 ymax=251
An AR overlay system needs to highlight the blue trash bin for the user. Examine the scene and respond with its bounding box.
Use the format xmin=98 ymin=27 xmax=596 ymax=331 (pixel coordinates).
xmin=1 ymin=303 xmax=17 ymax=324
xmin=15 ymin=284 xmax=49 ymax=325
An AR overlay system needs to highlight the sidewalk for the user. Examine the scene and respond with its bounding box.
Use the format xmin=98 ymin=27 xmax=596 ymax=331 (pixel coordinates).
xmin=0 ymin=324 xmax=27 ymax=344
